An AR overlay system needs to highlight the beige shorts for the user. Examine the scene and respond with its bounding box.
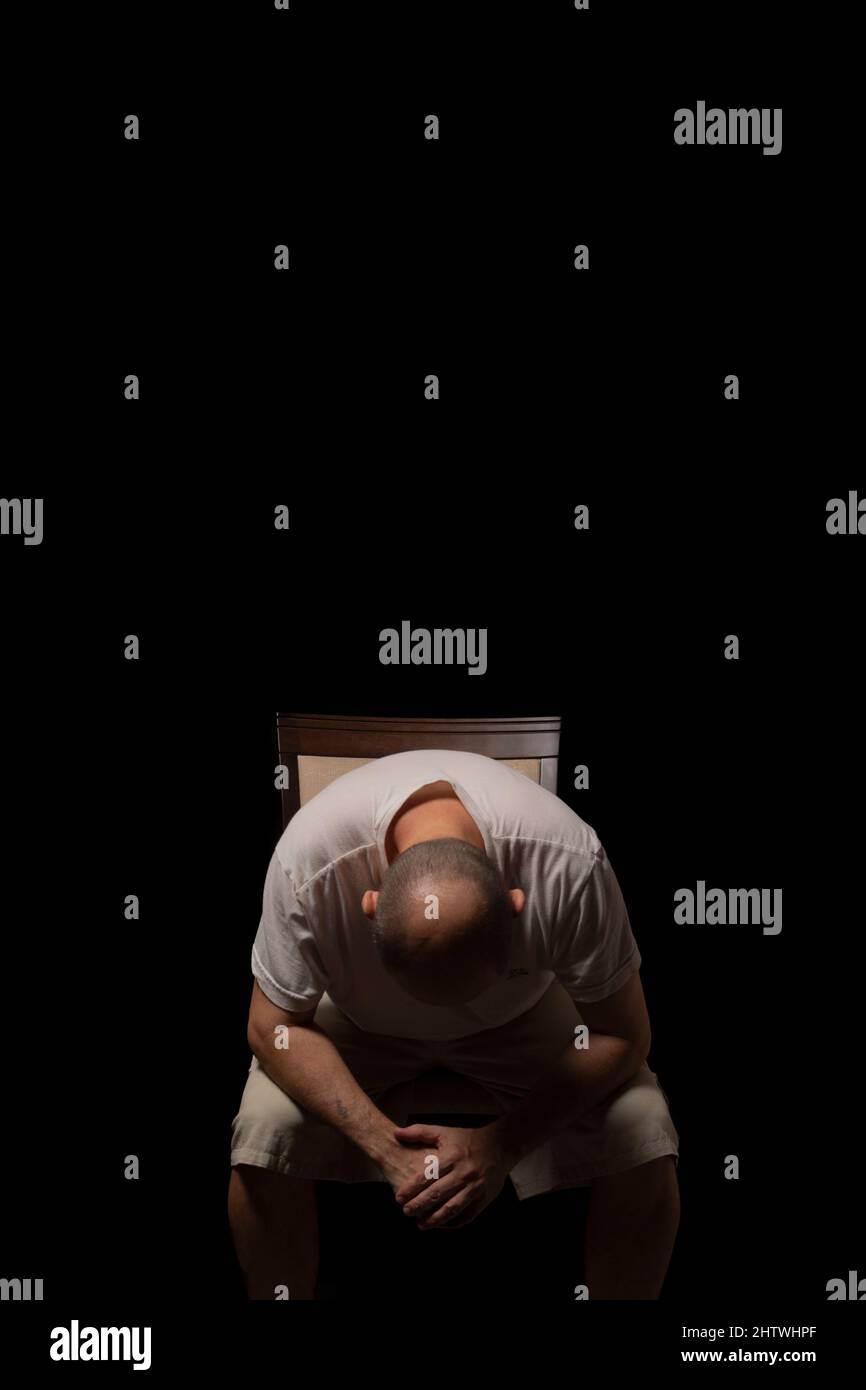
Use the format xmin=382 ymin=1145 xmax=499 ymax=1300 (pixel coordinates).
xmin=230 ymin=980 xmax=679 ymax=1200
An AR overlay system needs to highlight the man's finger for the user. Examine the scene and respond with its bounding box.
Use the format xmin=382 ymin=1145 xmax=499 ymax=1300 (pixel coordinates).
xmin=403 ymin=1173 xmax=466 ymax=1218
xmin=394 ymin=1160 xmax=455 ymax=1207
xmin=393 ymin=1124 xmax=441 ymax=1145
xmin=425 ymin=1200 xmax=484 ymax=1231
xmin=419 ymin=1186 xmax=484 ymax=1231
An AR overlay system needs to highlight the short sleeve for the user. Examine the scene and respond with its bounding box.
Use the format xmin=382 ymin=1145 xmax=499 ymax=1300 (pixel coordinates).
xmin=250 ymin=850 xmax=328 ymax=1011
xmin=551 ymin=845 xmax=641 ymax=1003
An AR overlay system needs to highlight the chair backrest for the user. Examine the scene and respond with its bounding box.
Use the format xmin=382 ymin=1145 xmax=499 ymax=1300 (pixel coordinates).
xmin=276 ymin=713 xmax=561 ymax=830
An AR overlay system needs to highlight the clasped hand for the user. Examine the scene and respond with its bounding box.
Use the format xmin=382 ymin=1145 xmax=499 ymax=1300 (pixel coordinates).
xmin=392 ymin=1122 xmax=511 ymax=1230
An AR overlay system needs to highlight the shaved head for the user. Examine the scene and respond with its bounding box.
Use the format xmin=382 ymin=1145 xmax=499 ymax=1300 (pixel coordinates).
xmin=371 ymin=837 xmax=513 ymax=1005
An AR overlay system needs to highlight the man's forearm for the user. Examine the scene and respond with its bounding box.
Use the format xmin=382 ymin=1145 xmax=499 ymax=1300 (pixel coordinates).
xmin=490 ymin=1032 xmax=647 ymax=1167
xmin=250 ymin=1022 xmax=393 ymax=1164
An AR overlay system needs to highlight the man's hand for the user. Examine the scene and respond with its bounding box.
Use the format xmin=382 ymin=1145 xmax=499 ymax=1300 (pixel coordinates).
xmin=390 ymin=1123 xmax=511 ymax=1230
xmin=377 ymin=1133 xmax=445 ymax=1206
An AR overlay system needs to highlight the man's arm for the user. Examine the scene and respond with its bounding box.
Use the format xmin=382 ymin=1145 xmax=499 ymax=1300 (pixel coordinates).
xmin=489 ymin=973 xmax=652 ymax=1167
xmin=247 ymin=980 xmax=394 ymax=1165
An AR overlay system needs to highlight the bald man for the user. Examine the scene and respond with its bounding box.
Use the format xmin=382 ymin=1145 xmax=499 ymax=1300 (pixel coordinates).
xmin=228 ymin=750 xmax=680 ymax=1299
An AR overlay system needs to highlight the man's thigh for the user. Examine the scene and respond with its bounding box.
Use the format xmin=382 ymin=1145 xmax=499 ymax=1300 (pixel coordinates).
xmin=516 ymin=1061 xmax=680 ymax=1197
xmin=229 ymin=993 xmax=436 ymax=1182
xmin=440 ymin=980 xmax=680 ymax=1198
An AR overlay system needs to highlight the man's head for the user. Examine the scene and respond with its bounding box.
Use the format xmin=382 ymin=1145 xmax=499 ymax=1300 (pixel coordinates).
xmin=363 ymin=837 xmax=521 ymax=1006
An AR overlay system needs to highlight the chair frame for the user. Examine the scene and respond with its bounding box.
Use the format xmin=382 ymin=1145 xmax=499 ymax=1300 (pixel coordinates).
xmin=276 ymin=713 xmax=561 ymax=831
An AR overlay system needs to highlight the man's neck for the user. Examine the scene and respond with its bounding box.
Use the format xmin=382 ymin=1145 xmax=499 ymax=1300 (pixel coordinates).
xmin=385 ymin=780 xmax=486 ymax=864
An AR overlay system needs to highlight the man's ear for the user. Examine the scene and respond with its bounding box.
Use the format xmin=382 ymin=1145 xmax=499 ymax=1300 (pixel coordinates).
xmin=508 ymin=888 xmax=526 ymax=915
xmin=362 ymin=890 xmax=379 ymax=920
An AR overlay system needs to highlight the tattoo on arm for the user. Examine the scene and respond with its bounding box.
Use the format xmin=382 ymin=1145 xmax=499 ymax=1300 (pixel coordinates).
xmin=335 ymin=1099 xmax=350 ymax=1120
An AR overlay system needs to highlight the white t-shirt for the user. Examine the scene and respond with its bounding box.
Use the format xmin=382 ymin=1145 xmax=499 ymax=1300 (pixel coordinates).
xmin=251 ymin=749 xmax=641 ymax=1040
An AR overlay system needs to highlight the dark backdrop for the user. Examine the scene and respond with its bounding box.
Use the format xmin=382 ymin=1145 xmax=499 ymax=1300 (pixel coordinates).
xmin=2 ymin=0 xmax=861 ymax=1370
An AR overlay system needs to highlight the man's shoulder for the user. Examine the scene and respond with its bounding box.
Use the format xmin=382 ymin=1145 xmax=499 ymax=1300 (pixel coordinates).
xmin=274 ymin=791 xmax=375 ymax=895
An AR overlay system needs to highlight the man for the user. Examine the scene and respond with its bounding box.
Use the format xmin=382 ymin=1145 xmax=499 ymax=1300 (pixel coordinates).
xmin=228 ymin=749 xmax=680 ymax=1298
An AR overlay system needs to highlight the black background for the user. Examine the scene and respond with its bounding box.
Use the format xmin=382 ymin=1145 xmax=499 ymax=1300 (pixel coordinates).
xmin=2 ymin=0 xmax=862 ymax=1371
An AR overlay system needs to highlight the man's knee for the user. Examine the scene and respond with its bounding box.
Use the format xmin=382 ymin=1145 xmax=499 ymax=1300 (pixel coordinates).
xmin=592 ymin=1155 xmax=680 ymax=1230
xmin=596 ymin=1065 xmax=679 ymax=1159
xmin=231 ymin=1161 xmax=309 ymax=1188
xmin=229 ymin=1162 xmax=315 ymax=1205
